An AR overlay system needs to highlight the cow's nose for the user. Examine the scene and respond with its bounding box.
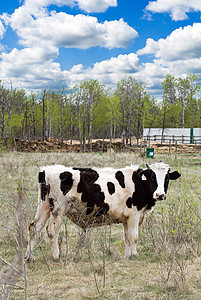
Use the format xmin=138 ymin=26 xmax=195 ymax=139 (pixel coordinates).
xmin=156 ymin=193 xmax=166 ymax=200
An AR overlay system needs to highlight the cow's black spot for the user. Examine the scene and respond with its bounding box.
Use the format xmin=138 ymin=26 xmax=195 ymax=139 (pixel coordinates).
xmin=49 ymin=198 xmax=54 ymax=212
xmin=38 ymin=170 xmax=45 ymax=183
xmin=94 ymin=203 xmax=110 ymax=217
xmin=126 ymin=197 xmax=132 ymax=209
xmin=164 ymin=173 xmax=169 ymax=194
xmin=107 ymin=182 xmax=115 ymax=195
xmin=115 ymin=171 xmax=125 ymax=188
xmin=73 ymin=167 xmax=95 ymax=173
xmin=40 ymin=183 xmax=50 ymax=201
xmin=60 ymin=171 xmax=73 ymax=195
xmin=77 ymin=169 xmax=107 ymax=216
xmin=86 ymin=206 xmax=94 ymax=215
xmin=77 ymin=169 xmax=99 ymax=193
xmin=38 ymin=171 xmax=50 ymax=201
xmin=131 ymin=170 xmax=157 ymax=211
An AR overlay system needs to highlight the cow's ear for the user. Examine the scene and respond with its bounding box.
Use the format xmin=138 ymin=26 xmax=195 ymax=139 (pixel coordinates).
xmin=146 ymin=164 xmax=150 ymax=170
xmin=169 ymin=171 xmax=181 ymax=180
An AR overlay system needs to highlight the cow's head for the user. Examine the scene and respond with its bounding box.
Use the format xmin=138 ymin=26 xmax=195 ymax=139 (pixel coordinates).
xmin=132 ymin=167 xmax=159 ymax=211
xmin=147 ymin=162 xmax=181 ymax=201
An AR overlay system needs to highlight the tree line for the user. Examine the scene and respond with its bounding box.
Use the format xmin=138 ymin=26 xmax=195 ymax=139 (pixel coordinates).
xmin=0 ymin=74 xmax=201 ymax=144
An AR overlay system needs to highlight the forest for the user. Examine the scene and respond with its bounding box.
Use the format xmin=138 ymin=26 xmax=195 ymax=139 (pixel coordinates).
xmin=0 ymin=73 xmax=201 ymax=144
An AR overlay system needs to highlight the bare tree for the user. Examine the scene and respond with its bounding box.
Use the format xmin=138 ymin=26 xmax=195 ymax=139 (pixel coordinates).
xmin=42 ymin=90 xmax=46 ymax=141
xmin=0 ymin=81 xmax=6 ymax=138
xmin=6 ymin=81 xmax=13 ymax=138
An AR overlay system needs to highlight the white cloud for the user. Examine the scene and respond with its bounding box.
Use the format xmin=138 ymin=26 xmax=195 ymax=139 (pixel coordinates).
xmin=0 ymin=46 xmax=58 ymax=78
xmin=0 ymin=47 xmax=65 ymax=89
xmin=138 ymin=23 xmax=201 ymax=62
xmin=14 ymin=0 xmax=116 ymax=15
xmin=76 ymin=0 xmax=117 ymax=13
xmin=0 ymin=0 xmax=138 ymax=91
xmin=23 ymin=14 xmax=137 ymax=49
xmin=145 ymin=0 xmax=201 ymax=21
xmin=0 ymin=41 xmax=140 ymax=91
xmin=135 ymin=22 xmax=201 ymax=94
xmin=2 ymin=7 xmax=137 ymax=50
xmin=165 ymin=58 xmax=201 ymax=75
xmin=92 ymin=53 xmax=139 ymax=75
xmin=81 ymin=54 xmax=170 ymax=94
xmin=67 ymin=53 xmax=140 ymax=85
xmin=137 ymin=38 xmax=159 ymax=56
xmin=136 ymin=60 xmax=169 ymax=90
xmin=0 ymin=20 xmax=5 ymax=39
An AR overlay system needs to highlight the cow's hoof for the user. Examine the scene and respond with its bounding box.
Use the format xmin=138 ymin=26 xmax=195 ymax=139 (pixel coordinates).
xmin=53 ymin=255 xmax=60 ymax=262
xmin=53 ymin=258 xmax=60 ymax=262
xmin=125 ymin=252 xmax=138 ymax=259
xmin=130 ymin=252 xmax=138 ymax=259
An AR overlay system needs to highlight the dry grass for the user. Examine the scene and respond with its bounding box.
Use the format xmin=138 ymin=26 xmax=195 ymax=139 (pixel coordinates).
xmin=0 ymin=151 xmax=201 ymax=299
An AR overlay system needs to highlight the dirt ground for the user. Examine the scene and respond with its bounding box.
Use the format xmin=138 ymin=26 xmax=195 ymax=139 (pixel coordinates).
xmin=13 ymin=138 xmax=201 ymax=154
xmin=2 ymin=137 xmax=201 ymax=154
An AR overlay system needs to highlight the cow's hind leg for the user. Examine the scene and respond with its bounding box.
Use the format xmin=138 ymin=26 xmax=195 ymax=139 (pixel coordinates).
xmin=123 ymin=212 xmax=141 ymax=258
xmin=25 ymin=200 xmax=50 ymax=262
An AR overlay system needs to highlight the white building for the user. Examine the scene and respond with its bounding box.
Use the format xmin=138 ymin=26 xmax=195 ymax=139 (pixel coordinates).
xmin=143 ymin=128 xmax=201 ymax=144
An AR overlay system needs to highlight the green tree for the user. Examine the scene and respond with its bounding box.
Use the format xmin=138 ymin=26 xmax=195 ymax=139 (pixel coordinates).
xmin=143 ymin=96 xmax=160 ymax=134
xmin=74 ymin=79 xmax=105 ymax=151
xmin=116 ymin=76 xmax=147 ymax=144
xmin=176 ymin=74 xmax=199 ymax=128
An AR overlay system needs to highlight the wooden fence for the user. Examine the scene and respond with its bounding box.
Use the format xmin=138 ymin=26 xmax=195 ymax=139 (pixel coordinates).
xmin=144 ymin=135 xmax=201 ymax=144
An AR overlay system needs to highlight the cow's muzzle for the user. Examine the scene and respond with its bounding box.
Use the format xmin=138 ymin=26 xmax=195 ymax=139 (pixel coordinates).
xmin=155 ymin=193 xmax=166 ymax=201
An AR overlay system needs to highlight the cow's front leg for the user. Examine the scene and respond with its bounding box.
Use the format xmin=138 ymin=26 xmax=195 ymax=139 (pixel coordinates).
xmin=123 ymin=211 xmax=141 ymax=258
xmin=46 ymin=213 xmax=63 ymax=261
xmin=25 ymin=200 xmax=50 ymax=262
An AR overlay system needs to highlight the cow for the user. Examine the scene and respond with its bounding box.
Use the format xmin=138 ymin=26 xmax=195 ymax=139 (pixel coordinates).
xmin=25 ymin=162 xmax=180 ymax=262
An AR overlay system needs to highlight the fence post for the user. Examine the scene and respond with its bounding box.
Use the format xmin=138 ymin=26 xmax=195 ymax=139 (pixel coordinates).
xmin=182 ymin=135 xmax=184 ymax=143
xmin=84 ymin=137 xmax=86 ymax=153
xmin=175 ymin=140 xmax=177 ymax=160
xmin=169 ymin=140 xmax=171 ymax=154
xmin=102 ymin=138 xmax=104 ymax=152
xmin=190 ymin=128 xmax=193 ymax=144
xmin=144 ymin=140 xmax=146 ymax=155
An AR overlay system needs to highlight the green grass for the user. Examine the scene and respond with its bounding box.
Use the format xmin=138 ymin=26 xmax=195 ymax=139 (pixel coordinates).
xmin=0 ymin=151 xmax=201 ymax=299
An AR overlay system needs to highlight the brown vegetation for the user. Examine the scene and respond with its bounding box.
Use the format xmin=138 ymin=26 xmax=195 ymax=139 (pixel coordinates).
xmin=2 ymin=137 xmax=201 ymax=154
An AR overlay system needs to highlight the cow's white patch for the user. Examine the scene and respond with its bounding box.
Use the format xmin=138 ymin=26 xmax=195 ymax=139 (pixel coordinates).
xmin=150 ymin=162 xmax=169 ymax=199
xmin=142 ymin=174 xmax=147 ymax=181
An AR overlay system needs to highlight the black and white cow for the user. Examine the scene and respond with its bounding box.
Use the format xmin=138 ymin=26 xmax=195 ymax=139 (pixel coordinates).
xmin=25 ymin=162 xmax=180 ymax=262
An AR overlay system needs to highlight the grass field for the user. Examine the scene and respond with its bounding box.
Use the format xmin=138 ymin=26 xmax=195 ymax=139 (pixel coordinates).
xmin=0 ymin=151 xmax=201 ymax=299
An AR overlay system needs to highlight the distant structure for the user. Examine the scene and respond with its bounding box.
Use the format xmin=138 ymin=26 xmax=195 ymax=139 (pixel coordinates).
xmin=143 ymin=128 xmax=201 ymax=144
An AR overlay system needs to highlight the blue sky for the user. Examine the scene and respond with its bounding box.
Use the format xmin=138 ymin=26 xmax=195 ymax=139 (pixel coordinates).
xmin=1 ymin=0 xmax=201 ymax=97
